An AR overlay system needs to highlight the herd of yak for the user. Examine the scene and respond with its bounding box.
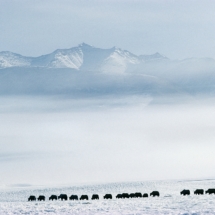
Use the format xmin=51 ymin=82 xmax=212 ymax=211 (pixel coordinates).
xmin=28 ymin=189 xmax=215 ymax=201
xmin=28 ymin=191 xmax=158 ymax=201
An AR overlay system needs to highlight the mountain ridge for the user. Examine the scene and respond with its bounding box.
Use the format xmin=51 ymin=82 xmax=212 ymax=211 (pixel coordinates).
xmin=0 ymin=43 xmax=167 ymax=72
xmin=1 ymin=43 xmax=215 ymax=97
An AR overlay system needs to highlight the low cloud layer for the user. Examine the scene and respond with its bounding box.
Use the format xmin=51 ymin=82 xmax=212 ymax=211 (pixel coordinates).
xmin=0 ymin=96 xmax=215 ymax=186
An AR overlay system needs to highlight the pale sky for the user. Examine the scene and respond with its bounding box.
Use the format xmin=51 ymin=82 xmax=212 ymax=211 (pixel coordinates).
xmin=1 ymin=0 xmax=215 ymax=59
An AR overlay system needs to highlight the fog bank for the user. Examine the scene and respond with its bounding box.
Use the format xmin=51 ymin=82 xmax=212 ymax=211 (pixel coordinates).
xmin=0 ymin=96 xmax=215 ymax=186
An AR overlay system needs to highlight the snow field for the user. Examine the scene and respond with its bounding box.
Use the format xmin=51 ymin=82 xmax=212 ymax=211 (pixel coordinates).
xmin=0 ymin=180 xmax=215 ymax=214
xmin=0 ymin=195 xmax=214 ymax=214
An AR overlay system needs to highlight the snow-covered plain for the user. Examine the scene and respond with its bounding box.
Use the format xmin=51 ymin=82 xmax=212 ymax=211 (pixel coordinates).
xmin=0 ymin=180 xmax=215 ymax=214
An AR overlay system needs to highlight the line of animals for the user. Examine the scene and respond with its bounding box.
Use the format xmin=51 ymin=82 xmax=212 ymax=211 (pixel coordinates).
xmin=28 ymin=191 xmax=159 ymax=201
xmin=28 ymin=188 xmax=215 ymax=201
xmin=180 ymin=188 xmax=215 ymax=195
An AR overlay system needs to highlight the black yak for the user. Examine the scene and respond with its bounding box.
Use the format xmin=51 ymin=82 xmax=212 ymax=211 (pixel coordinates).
xmin=206 ymin=189 xmax=215 ymax=194
xmin=80 ymin=195 xmax=88 ymax=200
xmin=69 ymin=195 xmax=78 ymax=200
xmin=143 ymin=193 xmax=148 ymax=198
xmin=58 ymin=194 xmax=68 ymax=200
xmin=104 ymin=194 xmax=112 ymax=199
xmin=194 ymin=189 xmax=204 ymax=195
xmin=49 ymin=195 xmax=57 ymax=200
xmin=91 ymin=194 xmax=99 ymax=200
xmin=150 ymin=191 xmax=160 ymax=197
xmin=28 ymin=195 xmax=36 ymax=201
xmin=180 ymin=190 xmax=190 ymax=196
xmin=38 ymin=195 xmax=45 ymax=201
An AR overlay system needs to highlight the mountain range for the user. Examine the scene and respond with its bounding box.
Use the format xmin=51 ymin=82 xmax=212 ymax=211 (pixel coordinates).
xmin=1 ymin=43 xmax=215 ymax=97
xmin=0 ymin=43 xmax=167 ymax=73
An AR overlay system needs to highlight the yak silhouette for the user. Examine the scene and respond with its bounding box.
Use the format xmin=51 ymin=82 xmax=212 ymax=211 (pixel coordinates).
xmin=180 ymin=190 xmax=190 ymax=196
xmin=37 ymin=195 xmax=45 ymax=201
xmin=80 ymin=195 xmax=88 ymax=200
xmin=116 ymin=194 xmax=122 ymax=199
xmin=129 ymin=193 xmax=135 ymax=198
xmin=91 ymin=194 xmax=99 ymax=200
xmin=69 ymin=195 xmax=78 ymax=200
xmin=150 ymin=191 xmax=160 ymax=197
xmin=134 ymin=192 xmax=142 ymax=198
xmin=28 ymin=195 xmax=36 ymax=201
xmin=206 ymin=189 xmax=215 ymax=194
xmin=58 ymin=194 xmax=67 ymax=200
xmin=49 ymin=195 xmax=57 ymax=200
xmin=104 ymin=194 xmax=112 ymax=199
xmin=194 ymin=189 xmax=204 ymax=195
xmin=121 ymin=193 xmax=129 ymax=198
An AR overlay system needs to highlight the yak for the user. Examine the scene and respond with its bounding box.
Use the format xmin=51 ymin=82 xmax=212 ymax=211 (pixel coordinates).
xmin=194 ymin=189 xmax=204 ymax=195
xmin=28 ymin=195 xmax=36 ymax=201
xmin=121 ymin=193 xmax=129 ymax=198
xmin=49 ymin=195 xmax=57 ymax=200
xmin=80 ymin=195 xmax=88 ymax=200
xmin=38 ymin=195 xmax=45 ymax=201
xmin=104 ymin=194 xmax=112 ymax=199
xmin=135 ymin=192 xmax=142 ymax=198
xmin=129 ymin=193 xmax=135 ymax=198
xmin=58 ymin=194 xmax=68 ymax=201
xmin=150 ymin=191 xmax=160 ymax=197
xmin=143 ymin=193 xmax=148 ymax=198
xmin=206 ymin=189 xmax=215 ymax=195
xmin=116 ymin=194 xmax=122 ymax=199
xmin=91 ymin=194 xmax=99 ymax=200
xmin=69 ymin=195 xmax=78 ymax=200
xmin=180 ymin=190 xmax=190 ymax=196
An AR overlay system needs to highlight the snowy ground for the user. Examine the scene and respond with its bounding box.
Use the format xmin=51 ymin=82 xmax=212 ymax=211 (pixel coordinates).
xmin=0 ymin=180 xmax=215 ymax=214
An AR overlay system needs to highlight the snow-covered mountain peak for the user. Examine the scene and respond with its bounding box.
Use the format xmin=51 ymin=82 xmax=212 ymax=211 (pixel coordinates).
xmin=0 ymin=44 xmax=169 ymax=72
xmin=0 ymin=51 xmax=25 ymax=58
xmin=78 ymin=43 xmax=94 ymax=49
xmin=30 ymin=46 xmax=83 ymax=69
xmin=114 ymin=48 xmax=138 ymax=58
xmin=100 ymin=47 xmax=140 ymax=74
xmin=151 ymin=52 xmax=166 ymax=58
xmin=0 ymin=51 xmax=31 ymax=69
